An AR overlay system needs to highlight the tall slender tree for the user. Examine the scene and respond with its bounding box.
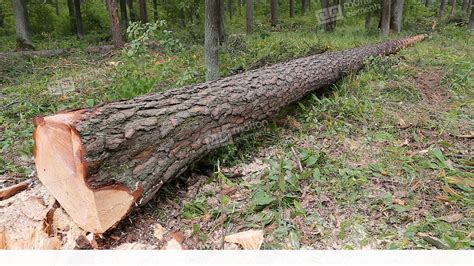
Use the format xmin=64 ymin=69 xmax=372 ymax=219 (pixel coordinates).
xmin=72 ymin=0 xmax=84 ymax=38
xmin=320 ymin=0 xmax=338 ymax=32
xmin=228 ymin=0 xmax=234 ymax=18
xmin=302 ymin=0 xmax=306 ymax=15
xmin=139 ymin=0 xmax=149 ymax=23
xmin=462 ymin=0 xmax=470 ymax=12
xmin=390 ymin=0 xmax=404 ymax=34
xmin=107 ymin=0 xmax=124 ymax=48
xmin=246 ymin=0 xmax=253 ymax=33
xmin=380 ymin=0 xmax=391 ymax=36
xmin=425 ymin=0 xmax=432 ymax=8
xmin=469 ymin=3 xmax=474 ymax=33
xmin=271 ymin=0 xmax=278 ymax=26
xmin=289 ymin=0 xmax=295 ymax=17
xmin=127 ymin=0 xmax=137 ymax=22
xmin=438 ymin=0 xmax=447 ymax=17
xmin=218 ymin=0 xmax=226 ymax=42
xmin=449 ymin=0 xmax=457 ymax=16
xmin=205 ymin=0 xmax=220 ymax=81
xmin=119 ymin=0 xmax=129 ymax=30
xmin=152 ymin=0 xmax=158 ymax=22
xmin=0 ymin=3 xmax=4 ymax=28
xmin=67 ymin=0 xmax=76 ymax=33
xmin=12 ymin=0 xmax=34 ymax=50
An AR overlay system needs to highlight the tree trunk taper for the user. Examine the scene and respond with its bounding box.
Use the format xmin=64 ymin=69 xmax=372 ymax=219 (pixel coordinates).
xmin=33 ymin=35 xmax=426 ymax=233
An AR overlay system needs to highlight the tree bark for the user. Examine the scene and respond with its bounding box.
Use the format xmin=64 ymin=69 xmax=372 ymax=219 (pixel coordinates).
xmin=205 ymin=0 xmax=220 ymax=81
xmin=365 ymin=14 xmax=372 ymax=29
xmin=33 ymin=35 xmax=426 ymax=233
xmin=439 ymin=0 xmax=447 ymax=17
xmin=289 ymin=0 xmax=295 ymax=18
xmin=320 ymin=0 xmax=338 ymax=32
xmin=0 ymin=3 xmax=4 ymax=28
xmin=127 ymin=0 xmax=137 ymax=22
xmin=390 ymin=0 xmax=404 ymax=34
xmin=152 ymin=0 xmax=158 ymax=22
xmin=380 ymin=0 xmax=391 ymax=36
xmin=138 ymin=0 xmax=149 ymax=23
xmin=246 ymin=0 xmax=253 ymax=33
xmin=425 ymin=0 xmax=432 ymax=8
xmin=302 ymin=0 xmax=306 ymax=15
xmin=228 ymin=0 xmax=234 ymax=18
xmin=470 ymin=3 xmax=474 ymax=32
xmin=462 ymin=0 xmax=469 ymax=12
xmin=119 ymin=0 xmax=129 ymax=30
xmin=218 ymin=0 xmax=226 ymax=42
xmin=12 ymin=0 xmax=34 ymax=50
xmin=271 ymin=0 xmax=278 ymax=26
xmin=107 ymin=0 xmax=124 ymax=48
xmin=72 ymin=0 xmax=84 ymax=39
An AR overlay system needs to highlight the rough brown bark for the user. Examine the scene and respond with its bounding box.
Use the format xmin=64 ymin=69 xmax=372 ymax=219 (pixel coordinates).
xmin=390 ymin=0 xmax=404 ymax=34
xmin=205 ymin=0 xmax=220 ymax=80
xmin=107 ymin=0 xmax=124 ymax=48
xmin=33 ymin=35 xmax=426 ymax=233
xmin=271 ymin=0 xmax=278 ymax=26
xmin=12 ymin=0 xmax=34 ymax=50
xmin=380 ymin=0 xmax=391 ymax=36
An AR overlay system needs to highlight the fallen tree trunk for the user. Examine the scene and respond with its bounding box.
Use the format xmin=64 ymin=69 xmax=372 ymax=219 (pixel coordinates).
xmin=33 ymin=35 xmax=426 ymax=233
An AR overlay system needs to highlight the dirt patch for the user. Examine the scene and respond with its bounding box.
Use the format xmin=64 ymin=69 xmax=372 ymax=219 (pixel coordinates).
xmin=412 ymin=71 xmax=448 ymax=104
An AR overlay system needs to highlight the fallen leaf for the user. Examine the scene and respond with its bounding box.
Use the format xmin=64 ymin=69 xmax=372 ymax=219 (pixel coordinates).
xmin=439 ymin=213 xmax=463 ymax=223
xmin=153 ymin=224 xmax=166 ymax=241
xmin=224 ymin=230 xmax=264 ymax=250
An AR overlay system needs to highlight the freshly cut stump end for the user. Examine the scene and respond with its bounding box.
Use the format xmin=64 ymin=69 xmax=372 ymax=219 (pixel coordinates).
xmin=34 ymin=112 xmax=136 ymax=233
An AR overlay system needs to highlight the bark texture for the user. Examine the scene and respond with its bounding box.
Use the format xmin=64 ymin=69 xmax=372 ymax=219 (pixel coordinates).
xmin=390 ymin=0 xmax=404 ymax=34
xmin=271 ymin=0 xmax=278 ymax=26
xmin=33 ymin=35 xmax=426 ymax=233
xmin=380 ymin=0 xmax=391 ymax=36
xmin=205 ymin=0 xmax=220 ymax=80
xmin=289 ymin=0 xmax=295 ymax=18
xmin=107 ymin=0 xmax=124 ymax=48
xmin=439 ymin=0 xmax=447 ymax=17
xmin=246 ymin=0 xmax=254 ymax=34
xmin=12 ymin=0 xmax=34 ymax=50
xmin=73 ymin=0 xmax=84 ymax=39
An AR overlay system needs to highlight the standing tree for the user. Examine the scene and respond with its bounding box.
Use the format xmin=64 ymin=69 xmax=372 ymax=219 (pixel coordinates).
xmin=289 ymin=0 xmax=295 ymax=17
xmin=0 ymin=3 xmax=4 ymax=28
xmin=390 ymin=0 xmax=404 ymax=34
xmin=380 ymin=0 xmax=391 ymax=36
xmin=205 ymin=0 xmax=220 ymax=81
xmin=302 ymin=0 xmax=307 ymax=15
xmin=107 ymin=0 xmax=124 ymax=48
xmin=438 ymin=0 xmax=447 ymax=17
xmin=247 ymin=0 xmax=253 ymax=33
xmin=12 ymin=0 xmax=34 ymax=50
xmin=320 ymin=0 xmax=338 ymax=32
xmin=271 ymin=0 xmax=278 ymax=26
xmin=127 ymin=0 xmax=137 ymax=22
xmin=425 ymin=0 xmax=432 ymax=8
xmin=152 ymin=0 xmax=158 ymax=22
xmin=449 ymin=0 xmax=457 ymax=16
xmin=470 ymin=4 xmax=474 ymax=33
xmin=462 ymin=0 xmax=470 ymax=12
xmin=67 ymin=0 xmax=76 ymax=34
xmin=218 ymin=0 xmax=226 ymax=42
xmin=72 ymin=0 xmax=84 ymax=38
xmin=119 ymin=0 xmax=129 ymax=30
xmin=228 ymin=0 xmax=234 ymax=18
xmin=139 ymin=0 xmax=148 ymax=23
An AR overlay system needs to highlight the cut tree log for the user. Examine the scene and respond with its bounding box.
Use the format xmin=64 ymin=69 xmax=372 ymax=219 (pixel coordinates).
xmin=33 ymin=35 xmax=426 ymax=233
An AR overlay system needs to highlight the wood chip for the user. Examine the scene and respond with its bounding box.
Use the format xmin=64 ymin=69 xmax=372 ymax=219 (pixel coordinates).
xmin=224 ymin=230 xmax=264 ymax=250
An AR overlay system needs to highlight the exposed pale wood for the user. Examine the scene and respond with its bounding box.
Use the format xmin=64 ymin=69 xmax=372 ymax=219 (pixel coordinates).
xmin=0 ymin=179 xmax=30 ymax=200
xmin=34 ymin=113 xmax=137 ymax=233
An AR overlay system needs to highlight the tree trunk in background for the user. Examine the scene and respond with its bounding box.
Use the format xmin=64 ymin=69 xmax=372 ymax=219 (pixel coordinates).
xmin=33 ymin=35 xmax=426 ymax=234
xmin=246 ymin=0 xmax=253 ymax=33
xmin=67 ymin=0 xmax=77 ymax=35
xmin=271 ymin=0 xmax=278 ymax=26
xmin=228 ymin=0 xmax=234 ymax=18
xmin=425 ymin=0 xmax=432 ymax=8
xmin=72 ymin=0 xmax=84 ymax=39
xmin=119 ymin=0 xmax=129 ymax=30
xmin=205 ymin=0 xmax=220 ymax=81
xmin=341 ymin=0 xmax=346 ymax=17
xmin=438 ymin=0 xmax=447 ymax=17
xmin=380 ymin=0 xmax=391 ymax=36
xmin=152 ymin=0 xmax=158 ymax=22
xmin=449 ymin=0 xmax=456 ymax=16
xmin=462 ymin=0 xmax=469 ymax=12
xmin=107 ymin=0 xmax=124 ymax=48
xmin=12 ymin=0 xmax=34 ymax=50
xmin=302 ymin=0 xmax=306 ymax=15
xmin=0 ymin=4 xmax=4 ymax=28
xmin=321 ymin=0 xmax=338 ymax=32
xmin=218 ymin=0 xmax=226 ymax=42
xmin=289 ymin=0 xmax=295 ymax=17
xmin=55 ymin=0 xmax=60 ymax=16
xmin=470 ymin=4 xmax=474 ymax=32
xmin=127 ymin=0 xmax=137 ymax=22
xmin=365 ymin=14 xmax=372 ymax=29
xmin=390 ymin=0 xmax=404 ymax=34
xmin=138 ymin=0 xmax=148 ymax=23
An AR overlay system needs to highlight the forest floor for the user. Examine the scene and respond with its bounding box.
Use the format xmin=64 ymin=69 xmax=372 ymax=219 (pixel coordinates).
xmin=0 ymin=24 xmax=473 ymax=249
